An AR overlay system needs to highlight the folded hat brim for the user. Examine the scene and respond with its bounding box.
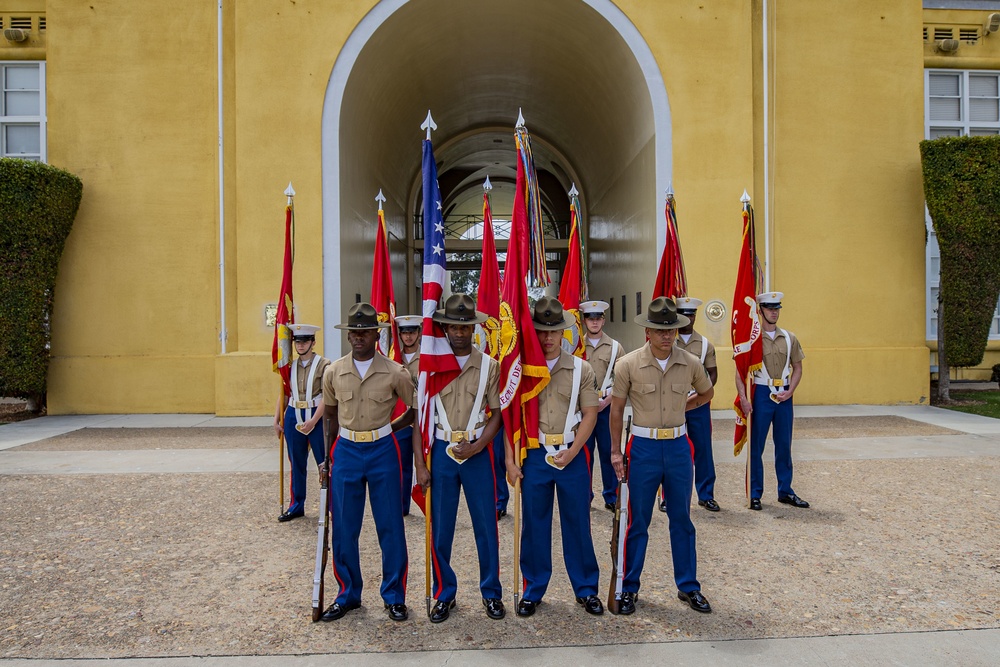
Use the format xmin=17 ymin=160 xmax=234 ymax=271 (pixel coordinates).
xmin=532 ymin=311 xmax=577 ymax=331
xmin=633 ymin=313 xmax=690 ymax=329
xmin=334 ymin=322 xmax=390 ymax=330
xmin=432 ymin=309 xmax=489 ymax=325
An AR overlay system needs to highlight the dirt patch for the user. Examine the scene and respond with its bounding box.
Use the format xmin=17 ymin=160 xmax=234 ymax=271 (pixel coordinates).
xmin=1 ymin=457 xmax=998 ymax=659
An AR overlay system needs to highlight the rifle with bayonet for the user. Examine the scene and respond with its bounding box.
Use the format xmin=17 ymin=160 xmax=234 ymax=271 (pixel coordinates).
xmin=311 ymin=457 xmax=331 ymax=621
xmin=607 ymin=415 xmax=631 ymax=615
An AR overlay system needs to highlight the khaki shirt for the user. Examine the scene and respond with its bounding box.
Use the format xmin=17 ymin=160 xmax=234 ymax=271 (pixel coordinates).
xmin=322 ymin=353 xmax=415 ymax=431
xmin=585 ymin=331 xmax=625 ymax=392
xmin=761 ymin=329 xmax=805 ymax=379
xmin=291 ymin=355 xmax=331 ymax=400
xmin=612 ymin=342 xmax=712 ymax=428
xmin=538 ymin=352 xmax=600 ymax=435
xmin=674 ymin=331 xmax=717 ymax=370
xmin=403 ymin=351 xmax=420 ymax=386
xmin=436 ymin=347 xmax=500 ymax=431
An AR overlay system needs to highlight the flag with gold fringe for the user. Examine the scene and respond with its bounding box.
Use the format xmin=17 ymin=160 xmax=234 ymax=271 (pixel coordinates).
xmin=476 ymin=179 xmax=503 ymax=360
xmin=652 ymin=190 xmax=687 ymax=299
xmin=271 ymin=193 xmax=295 ymax=396
xmin=558 ymin=185 xmax=587 ymax=358
xmin=731 ymin=193 xmax=763 ymax=456
xmin=370 ymin=193 xmax=402 ymax=364
xmin=500 ymin=120 xmax=550 ymax=462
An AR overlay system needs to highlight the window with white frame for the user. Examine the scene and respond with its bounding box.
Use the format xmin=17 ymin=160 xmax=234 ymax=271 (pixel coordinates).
xmin=1 ymin=61 xmax=45 ymax=161
xmin=924 ymin=69 xmax=1000 ymax=341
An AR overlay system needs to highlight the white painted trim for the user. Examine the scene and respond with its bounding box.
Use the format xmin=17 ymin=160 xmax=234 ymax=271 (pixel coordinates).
xmin=321 ymin=0 xmax=673 ymax=356
xmin=217 ymin=0 xmax=227 ymax=354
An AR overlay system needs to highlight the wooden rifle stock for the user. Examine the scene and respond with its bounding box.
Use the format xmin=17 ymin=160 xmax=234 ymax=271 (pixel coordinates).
xmin=607 ymin=415 xmax=632 ymax=615
xmin=311 ymin=461 xmax=331 ymax=622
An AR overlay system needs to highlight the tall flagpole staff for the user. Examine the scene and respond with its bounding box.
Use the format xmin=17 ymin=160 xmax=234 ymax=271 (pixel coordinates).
xmin=511 ymin=107 xmax=526 ymax=615
xmin=420 ymin=109 xmax=437 ymax=620
xmin=739 ymin=189 xmax=753 ymax=505
xmin=276 ymin=182 xmax=297 ymax=513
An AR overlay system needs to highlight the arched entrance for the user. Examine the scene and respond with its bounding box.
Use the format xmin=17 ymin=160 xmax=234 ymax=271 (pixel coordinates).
xmin=321 ymin=0 xmax=671 ymax=355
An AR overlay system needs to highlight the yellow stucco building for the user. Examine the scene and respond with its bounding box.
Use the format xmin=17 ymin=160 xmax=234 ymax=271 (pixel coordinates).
xmin=2 ymin=1 xmax=999 ymax=415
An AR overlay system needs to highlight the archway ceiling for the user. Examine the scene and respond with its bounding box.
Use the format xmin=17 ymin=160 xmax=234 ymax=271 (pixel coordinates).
xmin=342 ymin=0 xmax=656 ymax=216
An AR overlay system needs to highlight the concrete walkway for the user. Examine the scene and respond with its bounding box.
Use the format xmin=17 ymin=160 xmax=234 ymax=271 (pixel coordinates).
xmin=2 ymin=405 xmax=999 ymax=666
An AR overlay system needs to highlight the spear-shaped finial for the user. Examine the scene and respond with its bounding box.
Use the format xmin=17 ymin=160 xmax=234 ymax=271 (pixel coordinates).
xmin=665 ymin=182 xmax=674 ymax=200
xmin=375 ymin=189 xmax=386 ymax=211
xmin=421 ymin=110 xmax=437 ymax=140
xmin=285 ymin=182 xmax=295 ymax=205
xmin=483 ymin=175 xmax=493 ymax=192
xmin=568 ymin=183 xmax=579 ymax=198
xmin=516 ymin=108 xmax=525 ymax=128
xmin=740 ymin=189 xmax=751 ymax=204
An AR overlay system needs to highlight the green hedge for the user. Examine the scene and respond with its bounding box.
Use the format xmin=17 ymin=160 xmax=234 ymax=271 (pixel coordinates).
xmin=921 ymin=136 xmax=1000 ymax=368
xmin=0 ymin=158 xmax=83 ymax=401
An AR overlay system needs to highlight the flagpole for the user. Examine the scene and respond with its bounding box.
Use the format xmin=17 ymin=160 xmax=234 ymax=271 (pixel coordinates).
xmin=425 ymin=450 xmax=432 ymax=618
xmin=278 ymin=182 xmax=296 ymax=513
xmin=740 ymin=189 xmax=753 ymax=507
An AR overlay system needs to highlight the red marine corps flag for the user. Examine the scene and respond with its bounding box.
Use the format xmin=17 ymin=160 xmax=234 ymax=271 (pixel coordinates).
xmin=370 ymin=189 xmax=402 ymax=363
xmin=731 ymin=190 xmax=763 ymax=457
xmin=272 ymin=183 xmax=296 ymax=397
xmin=557 ymin=184 xmax=587 ymax=358
xmin=499 ymin=115 xmax=551 ymax=462
xmin=476 ymin=176 xmax=503 ymax=359
xmin=652 ymin=186 xmax=687 ymax=299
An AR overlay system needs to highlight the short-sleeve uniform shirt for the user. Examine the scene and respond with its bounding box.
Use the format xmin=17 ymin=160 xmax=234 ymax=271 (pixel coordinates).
xmin=291 ymin=355 xmax=332 ymax=399
xmin=585 ymin=331 xmax=625 ymax=394
xmin=537 ymin=352 xmax=600 ymax=435
xmin=612 ymin=342 xmax=712 ymax=429
xmin=403 ymin=351 xmax=420 ymax=387
xmin=435 ymin=347 xmax=500 ymax=431
xmin=674 ymin=331 xmax=716 ymax=371
xmin=761 ymin=329 xmax=805 ymax=380
xmin=322 ymin=353 xmax=414 ymax=431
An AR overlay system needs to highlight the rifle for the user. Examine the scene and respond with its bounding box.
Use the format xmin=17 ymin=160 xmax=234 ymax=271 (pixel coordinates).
xmin=311 ymin=457 xmax=331 ymax=622
xmin=607 ymin=415 xmax=632 ymax=615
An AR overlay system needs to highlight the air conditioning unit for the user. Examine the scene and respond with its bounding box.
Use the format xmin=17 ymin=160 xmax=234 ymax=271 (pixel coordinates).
xmin=3 ymin=28 xmax=30 ymax=42
xmin=935 ymin=38 xmax=960 ymax=53
xmin=985 ymin=13 xmax=1000 ymax=35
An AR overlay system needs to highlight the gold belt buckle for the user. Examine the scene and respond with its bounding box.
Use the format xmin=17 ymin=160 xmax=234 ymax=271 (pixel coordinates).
xmin=772 ymin=379 xmax=783 ymax=387
xmin=450 ymin=431 xmax=467 ymax=443
xmin=546 ymin=434 xmax=564 ymax=446
xmin=354 ymin=430 xmax=374 ymax=443
xmin=294 ymin=400 xmax=309 ymax=409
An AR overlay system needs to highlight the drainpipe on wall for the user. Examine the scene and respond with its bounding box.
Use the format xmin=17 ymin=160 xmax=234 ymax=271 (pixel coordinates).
xmin=217 ymin=0 xmax=228 ymax=353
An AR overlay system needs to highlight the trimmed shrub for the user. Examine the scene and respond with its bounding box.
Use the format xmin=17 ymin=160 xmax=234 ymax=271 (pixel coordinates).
xmin=920 ymin=136 xmax=1000 ymax=368
xmin=0 ymin=158 xmax=83 ymax=403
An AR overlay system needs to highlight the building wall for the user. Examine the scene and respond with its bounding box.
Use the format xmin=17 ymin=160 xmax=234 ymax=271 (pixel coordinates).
xmin=2 ymin=0 xmax=958 ymax=413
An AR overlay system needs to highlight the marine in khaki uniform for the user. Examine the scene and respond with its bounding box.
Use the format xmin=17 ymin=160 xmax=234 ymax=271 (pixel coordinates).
xmin=273 ymin=323 xmax=331 ymax=522
xmin=735 ymin=291 xmax=808 ymax=511
xmin=580 ymin=300 xmax=626 ymax=510
xmin=506 ymin=297 xmax=603 ymax=617
xmin=394 ymin=314 xmax=423 ymax=516
xmin=609 ymin=297 xmax=715 ymax=615
xmin=412 ymin=294 xmax=505 ymax=623
xmin=673 ymin=297 xmax=720 ymax=512
xmin=318 ymin=303 xmax=416 ymax=623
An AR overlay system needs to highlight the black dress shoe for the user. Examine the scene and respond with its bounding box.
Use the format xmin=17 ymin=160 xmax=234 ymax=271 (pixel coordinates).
xmin=778 ymin=494 xmax=810 ymax=508
xmin=483 ymin=597 xmax=505 ymax=619
xmin=384 ymin=602 xmax=408 ymax=621
xmin=657 ymin=499 xmax=667 ymax=513
xmin=278 ymin=509 xmax=304 ymax=522
xmin=749 ymin=498 xmax=762 ymax=511
xmin=429 ymin=599 xmax=455 ymax=623
xmin=698 ymin=498 xmax=721 ymax=512
xmin=320 ymin=600 xmax=360 ymax=622
xmin=496 ymin=509 xmax=507 ymax=520
xmin=515 ymin=599 xmax=537 ymax=617
xmin=604 ymin=502 xmax=616 ymax=512
xmin=576 ymin=594 xmax=604 ymax=615
xmin=678 ymin=589 xmax=712 ymax=613
xmin=619 ymin=591 xmax=637 ymax=615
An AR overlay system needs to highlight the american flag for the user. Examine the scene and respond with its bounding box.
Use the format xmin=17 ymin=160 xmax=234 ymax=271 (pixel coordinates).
xmin=417 ymin=139 xmax=461 ymax=457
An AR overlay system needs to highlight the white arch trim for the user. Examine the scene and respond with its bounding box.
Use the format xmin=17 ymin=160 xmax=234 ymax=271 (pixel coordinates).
xmin=321 ymin=0 xmax=672 ymax=357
